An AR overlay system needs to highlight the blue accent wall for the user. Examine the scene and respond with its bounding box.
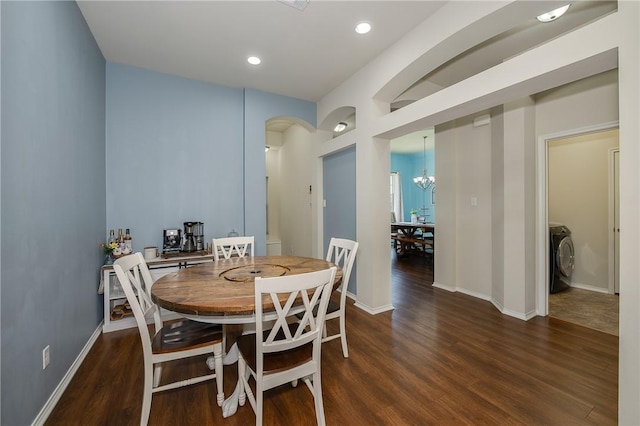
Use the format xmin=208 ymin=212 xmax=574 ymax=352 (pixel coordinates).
xmin=323 ymin=147 xmax=357 ymax=293
xmin=1 ymin=2 xmax=106 ymax=424
xmin=106 ymin=63 xmax=245 ymax=250
xmin=0 ymin=5 xmax=316 ymax=424
xmin=391 ymin=151 xmax=435 ymax=222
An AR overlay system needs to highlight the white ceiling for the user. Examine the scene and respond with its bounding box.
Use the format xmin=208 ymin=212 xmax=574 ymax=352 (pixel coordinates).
xmin=77 ymin=0 xmax=617 ymax=153
xmin=77 ymin=0 xmax=446 ymax=103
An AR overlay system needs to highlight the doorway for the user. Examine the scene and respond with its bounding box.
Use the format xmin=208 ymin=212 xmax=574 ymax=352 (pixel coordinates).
xmin=538 ymin=124 xmax=619 ymax=335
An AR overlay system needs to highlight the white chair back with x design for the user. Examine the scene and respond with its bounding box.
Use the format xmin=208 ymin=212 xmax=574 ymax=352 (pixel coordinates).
xmin=237 ymin=266 xmax=337 ymax=426
xmin=323 ymin=238 xmax=359 ymax=357
xmin=212 ymin=236 xmax=255 ymax=260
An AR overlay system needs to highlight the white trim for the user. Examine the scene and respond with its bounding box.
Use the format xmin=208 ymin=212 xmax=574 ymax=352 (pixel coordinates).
xmin=608 ymin=147 xmax=619 ymax=294
xmin=353 ymin=301 xmax=394 ymax=315
xmin=431 ymin=281 xmax=456 ymax=292
xmin=432 ymin=282 xmax=491 ymax=301
xmin=455 ymin=287 xmax=491 ymax=302
xmin=570 ymin=282 xmax=612 ymax=294
xmin=535 ymin=121 xmax=619 ymax=317
xmin=32 ymin=322 xmax=103 ymax=426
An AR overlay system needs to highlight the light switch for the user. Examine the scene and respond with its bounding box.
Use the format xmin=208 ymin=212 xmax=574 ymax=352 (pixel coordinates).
xmin=471 ymin=197 xmax=477 ymax=206
xmin=323 ymin=199 xmax=327 ymax=207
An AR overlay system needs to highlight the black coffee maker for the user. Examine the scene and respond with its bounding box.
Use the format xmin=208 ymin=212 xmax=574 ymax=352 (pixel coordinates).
xmin=182 ymin=221 xmax=204 ymax=252
xmin=182 ymin=222 xmax=197 ymax=252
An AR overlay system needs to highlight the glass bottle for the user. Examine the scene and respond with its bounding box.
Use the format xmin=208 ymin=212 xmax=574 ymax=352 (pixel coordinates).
xmin=117 ymin=228 xmax=124 ymax=250
xmin=124 ymin=228 xmax=132 ymax=253
xmin=108 ymin=229 xmax=115 ymax=245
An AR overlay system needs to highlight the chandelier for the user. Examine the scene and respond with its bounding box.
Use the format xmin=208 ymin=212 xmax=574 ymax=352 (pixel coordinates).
xmin=413 ymin=136 xmax=435 ymax=190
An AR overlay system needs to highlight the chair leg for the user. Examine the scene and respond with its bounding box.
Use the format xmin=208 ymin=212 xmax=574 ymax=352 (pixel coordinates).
xmin=141 ymin=363 xmax=154 ymax=426
xmin=311 ymin=371 xmax=326 ymax=426
xmin=339 ymin=313 xmax=349 ymax=358
xmin=255 ymin=381 xmax=263 ymax=426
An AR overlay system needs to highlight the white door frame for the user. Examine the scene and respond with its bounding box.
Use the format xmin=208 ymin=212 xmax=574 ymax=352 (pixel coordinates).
xmin=608 ymin=147 xmax=620 ymax=294
xmin=535 ymin=121 xmax=619 ymax=316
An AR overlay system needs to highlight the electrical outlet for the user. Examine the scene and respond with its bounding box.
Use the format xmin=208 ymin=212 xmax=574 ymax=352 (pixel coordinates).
xmin=42 ymin=345 xmax=50 ymax=370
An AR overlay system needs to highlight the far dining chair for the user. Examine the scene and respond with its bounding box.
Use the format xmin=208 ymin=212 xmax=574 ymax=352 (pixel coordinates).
xmin=323 ymin=238 xmax=359 ymax=358
xmin=237 ymin=267 xmax=337 ymax=426
xmin=113 ymin=253 xmax=224 ymax=426
xmin=212 ymin=235 xmax=255 ymax=260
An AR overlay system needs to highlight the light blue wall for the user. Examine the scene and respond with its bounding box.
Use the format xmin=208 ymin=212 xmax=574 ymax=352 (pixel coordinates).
xmin=0 ymin=5 xmax=316 ymax=424
xmin=243 ymin=89 xmax=316 ymax=255
xmin=391 ymin=151 xmax=435 ymax=222
xmin=323 ymin=147 xmax=357 ymax=293
xmin=1 ymin=2 xmax=106 ymax=425
xmin=106 ymin=63 xmax=245 ymax=250
xmin=105 ymin=75 xmax=316 ymax=255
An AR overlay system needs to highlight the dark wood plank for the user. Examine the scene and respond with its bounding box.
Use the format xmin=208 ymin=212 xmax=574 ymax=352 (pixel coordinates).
xmin=45 ymin=251 xmax=618 ymax=425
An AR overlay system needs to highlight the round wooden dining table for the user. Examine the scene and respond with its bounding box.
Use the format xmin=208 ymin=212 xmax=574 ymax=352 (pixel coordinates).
xmin=151 ymin=255 xmax=343 ymax=324
xmin=151 ymin=255 xmax=343 ymax=418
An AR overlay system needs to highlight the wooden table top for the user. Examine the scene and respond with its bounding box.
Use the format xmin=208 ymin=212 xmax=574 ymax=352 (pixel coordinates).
xmin=151 ymin=255 xmax=343 ymax=320
xmin=391 ymin=222 xmax=435 ymax=231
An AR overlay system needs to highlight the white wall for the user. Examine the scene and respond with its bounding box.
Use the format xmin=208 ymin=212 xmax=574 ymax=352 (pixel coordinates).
xmin=434 ymin=113 xmax=493 ymax=298
xmin=535 ymin=70 xmax=619 ymax=135
xmin=316 ymin=3 xmax=639 ymax=421
xmin=266 ymin=130 xmax=282 ymax=242
xmin=278 ymin=124 xmax=313 ymax=257
xmin=548 ymin=129 xmax=619 ymax=292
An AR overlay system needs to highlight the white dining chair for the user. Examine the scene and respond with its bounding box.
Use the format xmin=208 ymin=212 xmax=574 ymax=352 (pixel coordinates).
xmin=236 ymin=267 xmax=337 ymax=426
xmin=212 ymin=235 xmax=255 ymax=260
xmin=113 ymin=253 xmax=224 ymax=426
xmin=323 ymin=238 xmax=359 ymax=358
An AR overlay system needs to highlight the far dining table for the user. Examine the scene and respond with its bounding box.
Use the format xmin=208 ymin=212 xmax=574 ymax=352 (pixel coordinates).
xmin=391 ymin=222 xmax=435 ymax=257
xmin=151 ymin=255 xmax=343 ymax=417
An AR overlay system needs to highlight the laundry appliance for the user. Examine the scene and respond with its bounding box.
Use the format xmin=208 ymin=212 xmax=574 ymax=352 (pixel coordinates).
xmin=549 ymin=224 xmax=574 ymax=294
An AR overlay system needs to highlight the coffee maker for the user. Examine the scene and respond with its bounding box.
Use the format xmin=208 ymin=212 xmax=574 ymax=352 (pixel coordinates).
xmin=194 ymin=222 xmax=204 ymax=251
xmin=182 ymin=221 xmax=204 ymax=252
xmin=182 ymin=222 xmax=196 ymax=252
xmin=163 ymin=229 xmax=182 ymax=254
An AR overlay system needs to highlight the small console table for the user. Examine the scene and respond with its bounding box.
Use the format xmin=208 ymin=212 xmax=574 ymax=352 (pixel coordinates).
xmin=99 ymin=253 xmax=215 ymax=333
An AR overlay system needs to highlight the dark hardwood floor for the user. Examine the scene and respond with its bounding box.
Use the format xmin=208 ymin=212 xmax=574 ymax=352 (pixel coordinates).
xmin=46 ymin=252 xmax=618 ymax=425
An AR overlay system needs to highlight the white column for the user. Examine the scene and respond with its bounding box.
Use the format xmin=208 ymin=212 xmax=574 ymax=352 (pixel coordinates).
xmin=502 ymin=97 xmax=537 ymax=319
xmin=617 ymin=1 xmax=640 ymax=423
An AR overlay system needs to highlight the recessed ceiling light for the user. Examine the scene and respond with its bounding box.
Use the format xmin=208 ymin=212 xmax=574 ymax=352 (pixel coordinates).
xmin=278 ymin=0 xmax=309 ymax=11
xmin=355 ymin=22 xmax=371 ymax=35
xmin=334 ymin=122 xmax=348 ymax=132
xmin=247 ymin=56 xmax=261 ymax=65
xmin=537 ymin=4 xmax=570 ymax=23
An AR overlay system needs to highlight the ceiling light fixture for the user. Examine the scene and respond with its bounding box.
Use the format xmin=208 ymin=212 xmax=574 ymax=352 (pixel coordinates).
xmin=247 ymin=56 xmax=261 ymax=65
xmin=334 ymin=122 xmax=348 ymax=132
xmin=537 ymin=4 xmax=570 ymax=23
xmin=278 ymin=0 xmax=310 ymax=11
xmin=265 ymin=146 xmax=270 ymax=152
xmin=355 ymin=22 xmax=371 ymax=35
xmin=413 ymin=136 xmax=435 ymax=191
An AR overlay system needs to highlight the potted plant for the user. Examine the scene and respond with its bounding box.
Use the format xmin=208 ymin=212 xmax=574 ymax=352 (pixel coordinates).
xmin=410 ymin=209 xmax=418 ymax=223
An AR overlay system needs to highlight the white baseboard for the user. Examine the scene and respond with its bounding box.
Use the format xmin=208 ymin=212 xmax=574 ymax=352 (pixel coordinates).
xmin=432 ymin=281 xmax=456 ymax=292
xmin=570 ymin=282 xmax=612 ymax=294
xmin=433 ymin=282 xmax=535 ymax=321
xmin=32 ymin=321 xmax=103 ymax=426
xmin=353 ymin=300 xmax=395 ymax=315
xmin=432 ymin=282 xmax=491 ymax=301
